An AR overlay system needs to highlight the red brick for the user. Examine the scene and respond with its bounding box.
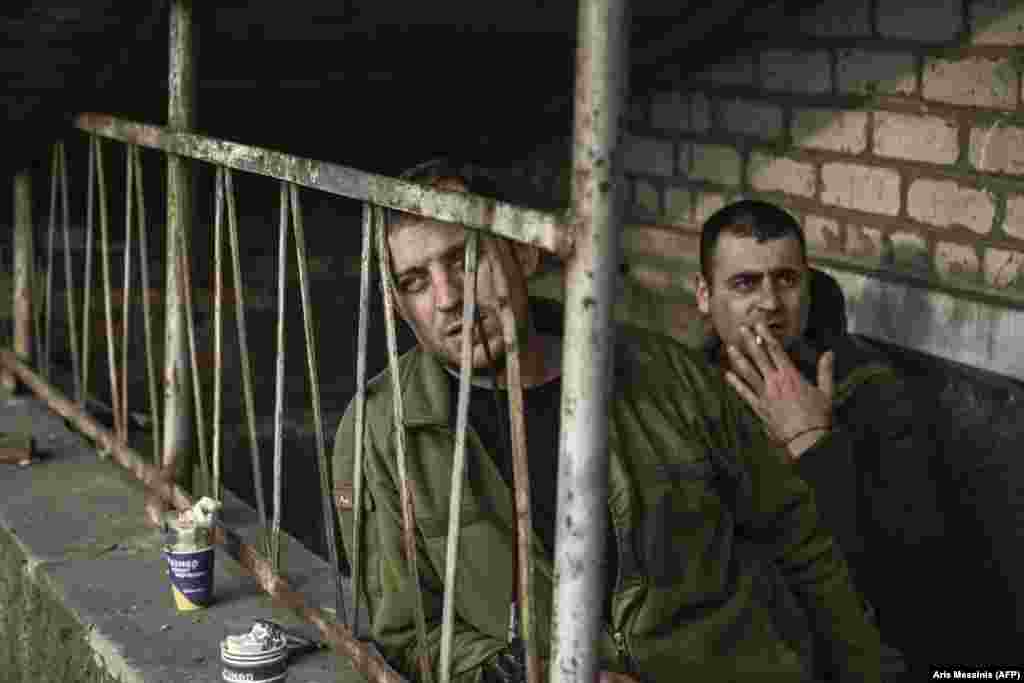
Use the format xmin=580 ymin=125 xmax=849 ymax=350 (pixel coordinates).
xmin=1003 ymin=194 xmax=1024 ymax=241
xmin=624 ymin=134 xmax=674 ymax=176
xmin=622 ymin=224 xmax=700 ymax=260
xmin=692 ymin=93 xmax=711 ymax=133
xmin=695 ymin=192 xmax=728 ymax=226
xmin=874 ymin=112 xmax=958 ymax=164
xmin=696 ymin=56 xmax=755 ymax=87
xmin=720 ymin=98 xmax=783 ymax=140
xmin=748 ymin=152 xmax=817 ymax=198
xmin=934 ymin=241 xmax=981 ymax=282
xmin=837 ymin=50 xmax=917 ymax=95
xmin=651 ymin=91 xmax=690 ymax=132
xmin=792 ymin=108 xmax=868 ymax=153
xmin=969 ymin=124 xmax=1024 ymax=175
xmin=691 ymin=144 xmax=742 ymax=187
xmin=983 ymin=247 xmax=1024 ymax=289
xmin=908 ymin=179 xmax=995 ymax=234
xmin=844 ymin=224 xmax=885 ymax=266
xmin=797 ymin=0 xmax=872 ymax=37
xmin=761 ymin=50 xmax=831 ymax=94
xmin=923 ymin=56 xmax=1018 ymax=109
xmin=804 ymin=215 xmax=844 ymax=255
xmin=878 ymin=0 xmax=962 ymax=41
xmin=821 ymin=163 xmax=901 ymax=215
xmin=634 ymin=179 xmax=660 ymax=219
xmin=970 ymin=0 xmax=1024 ymax=45
xmin=665 ymin=186 xmax=692 ymax=227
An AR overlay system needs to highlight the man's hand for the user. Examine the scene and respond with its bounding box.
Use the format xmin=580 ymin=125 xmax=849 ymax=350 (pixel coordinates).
xmin=600 ymin=672 xmax=642 ymax=683
xmin=724 ymin=321 xmax=834 ymax=461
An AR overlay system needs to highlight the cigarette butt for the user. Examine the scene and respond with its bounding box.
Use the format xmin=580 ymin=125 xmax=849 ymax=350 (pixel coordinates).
xmin=754 ymin=334 xmax=764 ymax=346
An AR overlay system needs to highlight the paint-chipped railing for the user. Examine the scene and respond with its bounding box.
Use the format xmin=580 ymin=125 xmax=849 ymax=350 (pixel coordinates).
xmin=3 ymin=3 xmax=625 ymax=683
xmin=74 ymin=113 xmax=575 ymax=259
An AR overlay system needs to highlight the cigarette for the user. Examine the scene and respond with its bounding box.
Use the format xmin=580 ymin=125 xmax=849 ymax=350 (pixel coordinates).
xmin=754 ymin=334 xmax=764 ymax=346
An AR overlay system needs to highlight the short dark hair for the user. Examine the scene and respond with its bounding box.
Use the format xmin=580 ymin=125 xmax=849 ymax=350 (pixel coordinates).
xmin=385 ymin=158 xmax=509 ymax=231
xmin=699 ymin=199 xmax=807 ymax=282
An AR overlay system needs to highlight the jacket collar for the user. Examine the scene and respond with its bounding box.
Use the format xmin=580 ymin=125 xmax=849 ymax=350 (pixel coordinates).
xmin=396 ymin=332 xmax=564 ymax=428
xmin=397 ymin=345 xmax=454 ymax=427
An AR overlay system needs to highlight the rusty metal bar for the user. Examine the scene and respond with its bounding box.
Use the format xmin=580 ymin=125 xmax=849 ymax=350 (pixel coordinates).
xmin=376 ymin=205 xmax=434 ymax=683
xmin=60 ymin=141 xmax=82 ymax=406
xmin=289 ymin=182 xmax=346 ymax=625
xmin=161 ymin=0 xmax=195 ymax=495
xmin=73 ymin=113 xmax=573 ymax=258
xmin=133 ymin=145 xmax=161 ymax=466
xmin=551 ymin=0 xmax=628 ymax=681
xmin=0 ymin=348 xmax=408 ymax=683
xmin=224 ymin=168 xmax=267 ymax=531
xmin=439 ymin=230 xmax=479 ymax=683
xmin=175 ymin=180 xmax=210 ymax=490
xmin=270 ymin=180 xmax=289 ymax=569
xmin=43 ymin=144 xmax=58 ymax=380
xmin=120 ymin=144 xmax=135 ymax=439
xmin=213 ymin=166 xmax=224 ymax=499
xmin=488 ymin=236 xmax=539 ymax=683
xmin=6 ymin=170 xmax=34 ymax=391
xmin=81 ymin=137 xmax=96 ymax=407
xmin=349 ymin=202 xmax=373 ymax=638
xmin=95 ymin=136 xmax=125 ymax=441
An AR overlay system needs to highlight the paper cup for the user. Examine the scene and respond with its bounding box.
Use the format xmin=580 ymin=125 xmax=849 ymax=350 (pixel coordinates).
xmin=164 ymin=545 xmax=215 ymax=610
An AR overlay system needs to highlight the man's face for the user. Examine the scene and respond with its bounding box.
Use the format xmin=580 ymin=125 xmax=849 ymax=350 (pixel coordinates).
xmin=696 ymin=231 xmax=810 ymax=351
xmin=388 ymin=216 xmax=536 ymax=370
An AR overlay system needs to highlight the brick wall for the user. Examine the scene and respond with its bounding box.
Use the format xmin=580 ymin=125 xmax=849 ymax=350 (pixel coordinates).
xmin=621 ymin=0 xmax=1024 ymax=324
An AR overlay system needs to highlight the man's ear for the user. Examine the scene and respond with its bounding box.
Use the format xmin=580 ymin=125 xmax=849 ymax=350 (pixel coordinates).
xmin=512 ymin=241 xmax=542 ymax=279
xmin=695 ymin=273 xmax=711 ymax=315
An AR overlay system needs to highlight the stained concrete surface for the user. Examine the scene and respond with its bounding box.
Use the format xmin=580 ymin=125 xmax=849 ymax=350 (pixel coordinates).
xmin=0 ymin=390 xmax=380 ymax=683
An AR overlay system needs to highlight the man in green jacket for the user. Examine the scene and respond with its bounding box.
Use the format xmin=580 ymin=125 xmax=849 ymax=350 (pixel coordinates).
xmin=332 ymin=161 xmax=880 ymax=683
xmin=689 ymin=199 xmax=946 ymax=677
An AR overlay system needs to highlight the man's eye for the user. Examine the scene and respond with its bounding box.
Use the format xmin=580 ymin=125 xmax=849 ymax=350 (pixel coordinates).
xmin=777 ymin=272 xmax=800 ymax=288
xmin=732 ymin=277 xmax=756 ymax=291
xmin=399 ymin=276 xmax=426 ymax=294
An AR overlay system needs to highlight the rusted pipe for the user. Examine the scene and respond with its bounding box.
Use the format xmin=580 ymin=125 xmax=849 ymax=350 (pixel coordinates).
xmin=350 ymin=202 xmax=374 ymax=638
xmin=551 ymin=0 xmax=629 ymax=682
xmin=0 ymin=348 xmax=407 ymax=683
xmin=153 ymin=0 xmax=196 ymax=528
xmin=6 ymin=170 xmax=34 ymax=392
xmin=289 ymin=182 xmax=346 ymax=625
xmin=488 ymin=236 xmax=540 ymax=683
xmin=376 ymin=205 xmax=434 ymax=683
xmin=60 ymin=142 xmax=82 ymax=408
xmin=439 ymin=230 xmax=479 ymax=683
xmin=73 ymin=113 xmax=573 ymax=259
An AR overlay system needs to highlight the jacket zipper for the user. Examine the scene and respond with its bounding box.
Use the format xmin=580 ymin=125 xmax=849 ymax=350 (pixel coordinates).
xmin=607 ymin=502 xmax=636 ymax=675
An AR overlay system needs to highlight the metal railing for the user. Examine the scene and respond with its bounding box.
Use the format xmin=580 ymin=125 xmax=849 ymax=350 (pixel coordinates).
xmin=0 ymin=1 xmax=628 ymax=682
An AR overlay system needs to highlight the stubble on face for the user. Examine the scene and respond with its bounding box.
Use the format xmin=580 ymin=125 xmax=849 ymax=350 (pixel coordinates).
xmin=698 ymin=232 xmax=810 ymax=351
xmin=387 ymin=217 xmax=509 ymax=371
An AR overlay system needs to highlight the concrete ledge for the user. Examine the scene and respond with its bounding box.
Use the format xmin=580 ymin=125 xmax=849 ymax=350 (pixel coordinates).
xmin=822 ymin=266 xmax=1024 ymax=382
xmin=0 ymin=394 xmax=364 ymax=683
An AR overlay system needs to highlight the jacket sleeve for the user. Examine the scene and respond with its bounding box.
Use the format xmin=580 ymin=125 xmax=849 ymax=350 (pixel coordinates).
xmin=333 ymin=398 xmax=507 ymax=683
xmin=796 ymin=371 xmax=945 ymax=664
xmin=799 ymin=371 xmax=945 ymax=550
xmin=726 ymin=386 xmax=882 ymax=682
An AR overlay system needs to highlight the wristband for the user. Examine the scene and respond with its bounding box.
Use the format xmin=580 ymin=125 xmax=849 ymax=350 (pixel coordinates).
xmin=783 ymin=424 xmax=830 ymax=445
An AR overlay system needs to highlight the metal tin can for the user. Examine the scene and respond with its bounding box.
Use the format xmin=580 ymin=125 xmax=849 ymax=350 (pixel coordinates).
xmin=221 ymin=621 xmax=289 ymax=683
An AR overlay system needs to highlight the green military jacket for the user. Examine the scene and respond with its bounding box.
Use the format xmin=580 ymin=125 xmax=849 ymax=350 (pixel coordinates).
xmin=685 ymin=317 xmax=946 ymax=670
xmin=332 ymin=327 xmax=880 ymax=682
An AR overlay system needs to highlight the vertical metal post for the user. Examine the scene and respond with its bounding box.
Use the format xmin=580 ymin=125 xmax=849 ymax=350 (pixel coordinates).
xmin=5 ymin=171 xmax=34 ymax=391
xmin=163 ymin=0 xmax=195 ymax=492
xmin=551 ymin=0 xmax=628 ymax=681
